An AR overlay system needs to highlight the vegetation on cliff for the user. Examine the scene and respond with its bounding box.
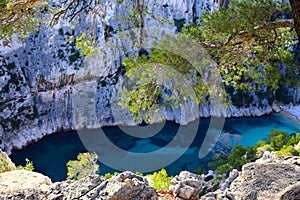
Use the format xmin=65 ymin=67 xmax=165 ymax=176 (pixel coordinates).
xmin=120 ymin=0 xmax=300 ymax=120
xmin=1 ymin=0 xmax=300 ymax=121
xmin=0 ymin=154 xmax=34 ymax=173
xmin=66 ymin=152 xmax=99 ymax=180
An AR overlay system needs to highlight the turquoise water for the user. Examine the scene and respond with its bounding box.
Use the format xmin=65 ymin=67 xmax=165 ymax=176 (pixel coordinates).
xmin=10 ymin=113 xmax=300 ymax=182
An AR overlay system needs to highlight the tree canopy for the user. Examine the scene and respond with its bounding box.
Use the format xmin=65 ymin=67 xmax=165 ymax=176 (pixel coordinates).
xmin=0 ymin=0 xmax=299 ymax=40
xmin=119 ymin=0 xmax=300 ymax=121
xmin=0 ymin=0 xmax=48 ymax=39
xmin=66 ymin=152 xmax=99 ymax=180
xmin=183 ymin=0 xmax=298 ymax=91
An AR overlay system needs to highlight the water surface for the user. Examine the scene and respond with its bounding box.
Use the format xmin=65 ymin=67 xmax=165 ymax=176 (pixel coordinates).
xmin=11 ymin=113 xmax=300 ymax=182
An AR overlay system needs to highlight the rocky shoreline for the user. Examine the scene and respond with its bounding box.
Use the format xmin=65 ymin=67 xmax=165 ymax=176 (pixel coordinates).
xmin=1 ymin=101 xmax=293 ymax=155
xmin=283 ymin=105 xmax=300 ymax=122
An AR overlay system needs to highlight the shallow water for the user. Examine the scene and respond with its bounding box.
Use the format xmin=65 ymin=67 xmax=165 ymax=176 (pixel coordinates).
xmin=10 ymin=113 xmax=300 ymax=182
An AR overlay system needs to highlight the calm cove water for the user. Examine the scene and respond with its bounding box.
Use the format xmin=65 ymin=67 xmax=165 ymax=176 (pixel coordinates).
xmin=10 ymin=113 xmax=300 ymax=182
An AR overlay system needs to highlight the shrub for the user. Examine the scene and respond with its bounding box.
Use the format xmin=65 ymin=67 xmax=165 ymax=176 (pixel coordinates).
xmin=1 ymin=157 xmax=34 ymax=173
xmin=66 ymin=152 xmax=99 ymax=180
xmin=208 ymin=130 xmax=300 ymax=178
xmin=16 ymin=158 xmax=34 ymax=171
xmin=0 ymin=156 xmax=16 ymax=173
xmin=104 ymin=172 xmax=119 ymax=179
xmin=147 ymin=169 xmax=173 ymax=191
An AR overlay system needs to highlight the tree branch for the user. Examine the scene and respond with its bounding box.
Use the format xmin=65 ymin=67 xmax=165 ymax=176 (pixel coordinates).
xmin=202 ymin=19 xmax=295 ymax=49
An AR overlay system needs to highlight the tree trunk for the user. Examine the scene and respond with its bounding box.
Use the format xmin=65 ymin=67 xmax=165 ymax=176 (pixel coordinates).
xmin=290 ymin=0 xmax=300 ymax=49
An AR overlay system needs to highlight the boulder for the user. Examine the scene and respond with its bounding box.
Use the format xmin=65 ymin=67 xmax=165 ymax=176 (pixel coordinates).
xmin=87 ymin=171 xmax=157 ymax=200
xmin=201 ymin=156 xmax=300 ymax=200
xmin=0 ymin=171 xmax=156 ymax=200
xmin=0 ymin=170 xmax=52 ymax=199
xmin=168 ymin=171 xmax=203 ymax=200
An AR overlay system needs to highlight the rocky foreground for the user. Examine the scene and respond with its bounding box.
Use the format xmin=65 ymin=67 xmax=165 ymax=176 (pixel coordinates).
xmin=1 ymin=152 xmax=300 ymax=200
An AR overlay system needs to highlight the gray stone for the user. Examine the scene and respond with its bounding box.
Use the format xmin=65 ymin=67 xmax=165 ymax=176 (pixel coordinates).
xmin=169 ymin=171 xmax=202 ymax=200
xmin=0 ymin=171 xmax=156 ymax=200
xmin=202 ymin=156 xmax=300 ymax=200
xmin=0 ymin=170 xmax=52 ymax=199
xmin=219 ymin=169 xmax=239 ymax=191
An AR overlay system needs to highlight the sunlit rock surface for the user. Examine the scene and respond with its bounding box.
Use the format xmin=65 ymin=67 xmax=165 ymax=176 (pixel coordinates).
xmin=2 ymin=155 xmax=300 ymax=199
xmin=202 ymin=156 xmax=300 ymax=200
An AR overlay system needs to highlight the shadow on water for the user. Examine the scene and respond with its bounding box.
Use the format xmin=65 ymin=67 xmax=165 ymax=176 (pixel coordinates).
xmin=10 ymin=114 xmax=300 ymax=182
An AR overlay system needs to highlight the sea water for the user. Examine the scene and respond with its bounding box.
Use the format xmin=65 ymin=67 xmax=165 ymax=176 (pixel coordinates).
xmin=10 ymin=113 xmax=300 ymax=182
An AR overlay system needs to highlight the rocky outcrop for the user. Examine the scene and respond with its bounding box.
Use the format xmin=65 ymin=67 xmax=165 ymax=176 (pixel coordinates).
xmin=0 ymin=149 xmax=16 ymax=173
xmin=0 ymin=171 xmax=156 ymax=200
xmin=49 ymin=171 xmax=157 ymax=200
xmin=0 ymin=170 xmax=52 ymax=199
xmin=2 ymin=155 xmax=300 ymax=200
xmin=168 ymin=171 xmax=203 ymax=200
xmin=284 ymin=105 xmax=300 ymax=122
xmin=202 ymin=156 xmax=300 ymax=200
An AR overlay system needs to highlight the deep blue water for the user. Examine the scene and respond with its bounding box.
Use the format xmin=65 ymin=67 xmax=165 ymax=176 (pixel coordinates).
xmin=10 ymin=113 xmax=300 ymax=182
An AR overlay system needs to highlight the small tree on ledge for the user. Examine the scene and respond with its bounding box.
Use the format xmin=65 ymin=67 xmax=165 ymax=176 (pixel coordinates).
xmin=66 ymin=152 xmax=99 ymax=180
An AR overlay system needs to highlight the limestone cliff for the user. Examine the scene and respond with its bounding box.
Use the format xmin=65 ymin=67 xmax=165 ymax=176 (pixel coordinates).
xmin=0 ymin=0 xmax=298 ymax=154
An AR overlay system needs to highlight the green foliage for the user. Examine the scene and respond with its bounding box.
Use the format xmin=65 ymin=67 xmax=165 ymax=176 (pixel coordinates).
xmin=104 ymin=172 xmax=119 ymax=179
xmin=0 ymin=0 xmax=50 ymax=40
xmin=119 ymin=56 xmax=164 ymax=122
xmin=262 ymin=131 xmax=300 ymax=156
xmin=75 ymin=32 xmax=95 ymax=56
xmin=0 ymin=155 xmax=16 ymax=173
xmin=215 ymin=164 xmax=233 ymax=176
xmin=135 ymin=171 xmax=143 ymax=176
xmin=264 ymin=130 xmax=291 ymax=151
xmin=183 ymin=0 xmax=299 ymax=91
xmin=66 ymin=152 xmax=99 ymax=180
xmin=120 ymin=38 xmax=209 ymax=122
xmin=0 ymin=156 xmax=34 ymax=173
xmin=209 ymin=130 xmax=300 ymax=177
xmin=276 ymin=145 xmax=298 ymax=156
xmin=208 ymin=145 xmax=257 ymax=176
xmin=194 ymin=166 xmax=207 ymax=175
xmin=16 ymin=158 xmax=34 ymax=171
xmin=147 ymin=169 xmax=173 ymax=191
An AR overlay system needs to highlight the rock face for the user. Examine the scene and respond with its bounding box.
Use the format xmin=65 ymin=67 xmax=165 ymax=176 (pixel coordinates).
xmin=0 ymin=149 xmax=15 ymax=171
xmin=0 ymin=0 xmax=298 ymax=155
xmin=169 ymin=171 xmax=203 ymax=199
xmin=202 ymin=156 xmax=300 ymax=200
xmin=0 ymin=0 xmax=218 ymax=154
xmin=0 ymin=170 xmax=52 ymax=200
xmin=0 ymin=171 xmax=156 ymax=200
